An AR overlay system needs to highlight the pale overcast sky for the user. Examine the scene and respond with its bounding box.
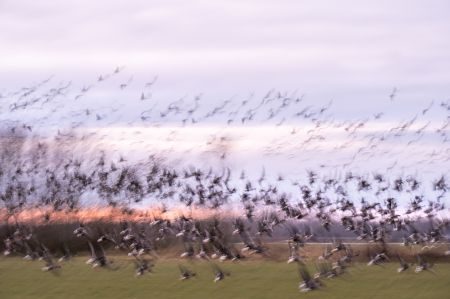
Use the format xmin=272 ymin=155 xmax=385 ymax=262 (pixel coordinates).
xmin=0 ymin=0 xmax=449 ymax=181
xmin=1 ymin=0 xmax=450 ymax=99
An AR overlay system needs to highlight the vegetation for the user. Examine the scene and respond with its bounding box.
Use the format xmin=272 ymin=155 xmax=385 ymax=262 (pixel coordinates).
xmin=1 ymin=257 xmax=449 ymax=299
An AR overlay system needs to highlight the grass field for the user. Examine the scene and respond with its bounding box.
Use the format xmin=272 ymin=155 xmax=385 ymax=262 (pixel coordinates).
xmin=1 ymin=256 xmax=450 ymax=299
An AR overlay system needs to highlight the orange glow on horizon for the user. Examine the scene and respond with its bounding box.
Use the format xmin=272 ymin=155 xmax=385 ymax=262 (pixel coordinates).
xmin=0 ymin=206 xmax=230 ymax=224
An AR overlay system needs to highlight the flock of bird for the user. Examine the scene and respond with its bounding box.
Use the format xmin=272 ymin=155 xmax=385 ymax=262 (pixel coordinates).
xmin=1 ymin=69 xmax=450 ymax=292
xmin=1 ymin=158 xmax=449 ymax=291
xmin=0 ymin=67 xmax=449 ymax=174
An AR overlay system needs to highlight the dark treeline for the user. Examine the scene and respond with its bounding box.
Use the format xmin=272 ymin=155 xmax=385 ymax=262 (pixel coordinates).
xmin=1 ymin=218 xmax=448 ymax=253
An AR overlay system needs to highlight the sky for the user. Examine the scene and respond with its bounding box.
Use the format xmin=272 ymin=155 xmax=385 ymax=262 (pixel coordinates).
xmin=0 ymin=0 xmax=449 ymax=184
xmin=1 ymin=0 xmax=450 ymax=98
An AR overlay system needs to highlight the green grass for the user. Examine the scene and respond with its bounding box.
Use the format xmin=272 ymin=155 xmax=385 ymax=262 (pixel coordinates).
xmin=1 ymin=256 xmax=449 ymax=299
